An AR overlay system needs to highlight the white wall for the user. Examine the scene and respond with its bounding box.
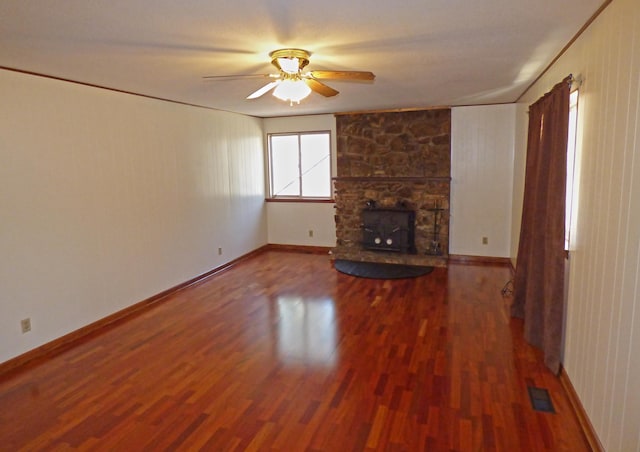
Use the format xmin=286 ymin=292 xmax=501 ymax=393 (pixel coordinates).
xmin=450 ymin=104 xmax=515 ymax=257
xmin=512 ymin=0 xmax=640 ymax=449
xmin=263 ymin=115 xmax=337 ymax=247
xmin=510 ymin=103 xmax=529 ymax=262
xmin=0 ymin=70 xmax=267 ymax=364
xmin=267 ymin=202 xmax=336 ymax=247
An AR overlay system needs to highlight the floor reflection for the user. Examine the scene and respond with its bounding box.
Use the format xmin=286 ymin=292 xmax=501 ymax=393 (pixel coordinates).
xmin=276 ymin=296 xmax=337 ymax=367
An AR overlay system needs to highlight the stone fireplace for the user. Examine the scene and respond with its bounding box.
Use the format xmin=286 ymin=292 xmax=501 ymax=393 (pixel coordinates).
xmin=332 ymin=109 xmax=451 ymax=267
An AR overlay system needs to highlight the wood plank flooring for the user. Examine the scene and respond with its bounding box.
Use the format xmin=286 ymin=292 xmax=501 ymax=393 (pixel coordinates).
xmin=0 ymin=250 xmax=589 ymax=451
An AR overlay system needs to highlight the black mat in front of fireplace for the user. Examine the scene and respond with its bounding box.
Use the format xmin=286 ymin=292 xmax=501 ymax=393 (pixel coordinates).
xmin=334 ymin=259 xmax=433 ymax=279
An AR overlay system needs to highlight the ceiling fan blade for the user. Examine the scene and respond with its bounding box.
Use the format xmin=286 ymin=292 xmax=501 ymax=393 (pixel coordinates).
xmin=309 ymin=70 xmax=375 ymax=81
xmin=304 ymin=79 xmax=339 ymax=97
xmin=246 ymin=81 xmax=280 ymax=99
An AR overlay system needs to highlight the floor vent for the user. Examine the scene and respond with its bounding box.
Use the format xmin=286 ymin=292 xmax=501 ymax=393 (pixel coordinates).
xmin=527 ymin=386 xmax=555 ymax=413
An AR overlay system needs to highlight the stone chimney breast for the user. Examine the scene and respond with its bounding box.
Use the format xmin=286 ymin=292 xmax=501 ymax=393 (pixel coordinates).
xmin=332 ymin=109 xmax=451 ymax=267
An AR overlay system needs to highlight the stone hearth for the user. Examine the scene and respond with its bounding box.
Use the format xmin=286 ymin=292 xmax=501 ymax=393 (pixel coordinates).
xmin=332 ymin=109 xmax=451 ymax=267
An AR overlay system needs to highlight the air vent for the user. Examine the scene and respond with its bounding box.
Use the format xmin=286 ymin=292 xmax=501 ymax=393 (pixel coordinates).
xmin=527 ymin=386 xmax=555 ymax=413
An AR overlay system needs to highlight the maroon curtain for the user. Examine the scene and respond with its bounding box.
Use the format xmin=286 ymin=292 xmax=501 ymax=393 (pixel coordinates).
xmin=512 ymin=76 xmax=571 ymax=375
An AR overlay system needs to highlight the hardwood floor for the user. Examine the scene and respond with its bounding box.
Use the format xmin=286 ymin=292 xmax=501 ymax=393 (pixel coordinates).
xmin=0 ymin=250 xmax=589 ymax=451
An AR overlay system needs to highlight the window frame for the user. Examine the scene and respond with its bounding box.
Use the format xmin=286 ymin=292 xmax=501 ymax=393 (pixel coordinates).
xmin=266 ymin=130 xmax=333 ymax=202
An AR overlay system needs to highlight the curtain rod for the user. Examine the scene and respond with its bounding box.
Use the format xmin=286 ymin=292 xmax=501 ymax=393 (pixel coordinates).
xmin=525 ymin=74 xmax=581 ymax=114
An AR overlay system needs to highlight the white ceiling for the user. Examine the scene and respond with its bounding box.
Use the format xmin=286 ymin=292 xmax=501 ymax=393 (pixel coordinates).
xmin=0 ymin=0 xmax=603 ymax=118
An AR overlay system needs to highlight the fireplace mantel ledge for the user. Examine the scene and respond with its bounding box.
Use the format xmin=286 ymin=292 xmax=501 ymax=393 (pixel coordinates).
xmin=332 ymin=176 xmax=451 ymax=182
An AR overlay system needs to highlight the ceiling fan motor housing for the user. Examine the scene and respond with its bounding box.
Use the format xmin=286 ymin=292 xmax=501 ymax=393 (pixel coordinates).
xmin=269 ymin=48 xmax=310 ymax=73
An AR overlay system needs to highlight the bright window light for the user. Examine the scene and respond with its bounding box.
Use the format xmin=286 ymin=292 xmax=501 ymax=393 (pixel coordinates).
xmin=565 ymin=90 xmax=580 ymax=251
xmin=268 ymin=131 xmax=332 ymax=199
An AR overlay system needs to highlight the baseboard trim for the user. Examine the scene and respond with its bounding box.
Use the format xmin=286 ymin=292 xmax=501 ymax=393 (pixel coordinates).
xmin=448 ymin=254 xmax=512 ymax=266
xmin=265 ymin=244 xmax=333 ymax=254
xmin=0 ymin=245 xmax=270 ymax=377
xmin=559 ymin=367 xmax=604 ymax=452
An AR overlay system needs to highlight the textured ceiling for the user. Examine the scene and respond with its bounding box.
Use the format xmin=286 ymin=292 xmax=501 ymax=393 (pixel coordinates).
xmin=0 ymin=0 xmax=604 ymax=118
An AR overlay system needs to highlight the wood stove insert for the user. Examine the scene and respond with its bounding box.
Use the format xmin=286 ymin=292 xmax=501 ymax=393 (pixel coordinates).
xmin=362 ymin=208 xmax=416 ymax=254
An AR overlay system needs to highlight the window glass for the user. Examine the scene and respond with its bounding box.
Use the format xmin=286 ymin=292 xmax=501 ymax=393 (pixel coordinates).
xmin=565 ymin=90 xmax=579 ymax=250
xmin=270 ymin=135 xmax=300 ymax=196
xmin=300 ymin=133 xmax=331 ymax=197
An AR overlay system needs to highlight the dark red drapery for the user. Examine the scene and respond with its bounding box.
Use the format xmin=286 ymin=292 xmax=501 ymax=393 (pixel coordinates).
xmin=512 ymin=76 xmax=571 ymax=375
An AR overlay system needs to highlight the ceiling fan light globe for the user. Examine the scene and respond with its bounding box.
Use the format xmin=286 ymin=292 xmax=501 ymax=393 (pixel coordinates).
xmin=273 ymin=79 xmax=312 ymax=104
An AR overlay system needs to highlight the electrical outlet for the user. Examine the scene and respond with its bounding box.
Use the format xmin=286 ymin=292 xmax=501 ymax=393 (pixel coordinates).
xmin=21 ymin=318 xmax=31 ymax=334
xmin=308 ymin=230 xmax=314 ymax=238
xmin=218 ymin=247 xmax=223 ymax=255
xmin=482 ymin=237 xmax=488 ymax=245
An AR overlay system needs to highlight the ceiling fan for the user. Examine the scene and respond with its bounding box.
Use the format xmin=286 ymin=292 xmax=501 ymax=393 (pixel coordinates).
xmin=203 ymin=48 xmax=375 ymax=105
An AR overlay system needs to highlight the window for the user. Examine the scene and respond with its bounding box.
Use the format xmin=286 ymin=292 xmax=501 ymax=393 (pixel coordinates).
xmin=565 ymin=89 xmax=580 ymax=251
xmin=268 ymin=131 xmax=332 ymax=199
